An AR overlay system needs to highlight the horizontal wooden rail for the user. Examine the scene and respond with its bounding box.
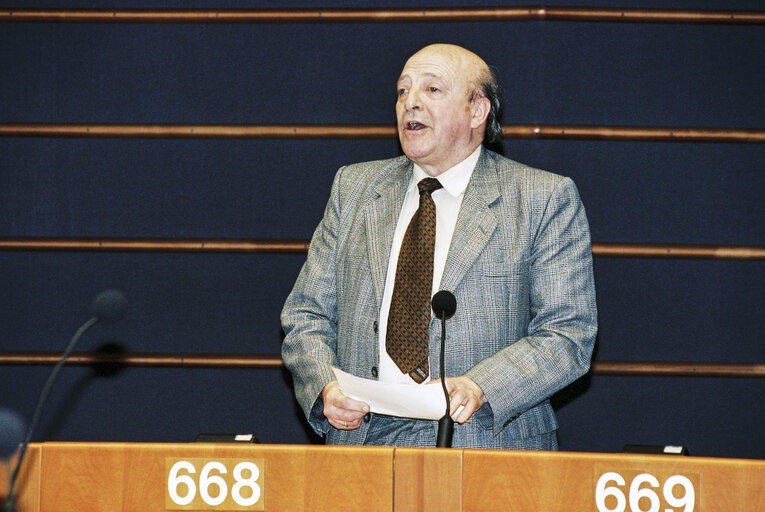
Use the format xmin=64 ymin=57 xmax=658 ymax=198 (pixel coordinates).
xmin=593 ymin=361 xmax=765 ymax=378
xmin=1 ymin=7 xmax=763 ymax=25
xmin=510 ymin=125 xmax=765 ymax=144
xmin=1 ymin=238 xmax=764 ymax=260
xmin=1 ymin=124 xmax=763 ymax=143
xmin=0 ymin=352 xmax=283 ymax=368
xmin=0 ymin=351 xmax=762 ymax=377
xmin=0 ymin=124 xmax=392 ymax=139
xmin=0 ymin=238 xmax=311 ymax=254
xmin=592 ymin=243 xmax=765 ymax=260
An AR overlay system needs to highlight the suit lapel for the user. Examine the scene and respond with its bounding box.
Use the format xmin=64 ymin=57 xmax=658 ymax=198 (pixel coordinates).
xmin=440 ymin=150 xmax=501 ymax=292
xmin=365 ymin=158 xmax=412 ymax=308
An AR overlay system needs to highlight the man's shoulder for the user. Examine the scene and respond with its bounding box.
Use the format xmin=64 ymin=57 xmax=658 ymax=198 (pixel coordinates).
xmin=479 ymin=149 xmax=584 ymax=212
xmin=340 ymin=155 xmax=409 ymax=176
xmin=330 ymin=155 xmax=410 ymax=196
xmin=483 ymin=149 xmax=568 ymax=188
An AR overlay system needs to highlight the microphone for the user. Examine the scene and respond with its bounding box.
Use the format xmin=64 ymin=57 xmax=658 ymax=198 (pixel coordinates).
xmin=2 ymin=289 xmax=127 ymax=512
xmin=432 ymin=291 xmax=457 ymax=320
xmin=90 ymin=288 xmax=128 ymax=324
xmin=432 ymin=290 xmax=456 ymax=448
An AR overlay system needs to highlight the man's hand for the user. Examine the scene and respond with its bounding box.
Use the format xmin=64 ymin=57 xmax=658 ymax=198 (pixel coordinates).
xmin=322 ymin=380 xmax=370 ymax=430
xmin=433 ymin=376 xmax=488 ymax=424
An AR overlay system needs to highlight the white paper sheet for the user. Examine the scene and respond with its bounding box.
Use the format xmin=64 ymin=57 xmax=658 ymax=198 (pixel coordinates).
xmin=332 ymin=367 xmax=446 ymax=420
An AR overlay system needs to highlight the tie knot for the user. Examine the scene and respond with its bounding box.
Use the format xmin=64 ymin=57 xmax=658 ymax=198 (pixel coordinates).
xmin=417 ymin=178 xmax=443 ymax=196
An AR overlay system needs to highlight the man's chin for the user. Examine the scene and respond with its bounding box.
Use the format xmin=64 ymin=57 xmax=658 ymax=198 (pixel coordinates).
xmin=400 ymin=146 xmax=432 ymax=164
xmin=400 ymin=137 xmax=433 ymax=158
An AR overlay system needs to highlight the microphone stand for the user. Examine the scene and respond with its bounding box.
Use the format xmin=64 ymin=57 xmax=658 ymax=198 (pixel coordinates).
xmin=3 ymin=289 xmax=126 ymax=512
xmin=2 ymin=317 xmax=98 ymax=512
xmin=436 ymin=309 xmax=453 ymax=448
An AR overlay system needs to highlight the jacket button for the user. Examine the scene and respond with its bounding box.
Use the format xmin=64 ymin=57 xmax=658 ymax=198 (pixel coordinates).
xmin=363 ymin=413 xmax=371 ymax=423
xmin=373 ymin=321 xmax=379 ymax=333
xmin=371 ymin=366 xmax=378 ymax=378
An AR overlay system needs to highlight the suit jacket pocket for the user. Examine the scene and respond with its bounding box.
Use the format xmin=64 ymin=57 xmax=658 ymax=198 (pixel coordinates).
xmin=454 ymin=258 xmax=532 ymax=354
xmin=474 ymin=259 xmax=532 ymax=304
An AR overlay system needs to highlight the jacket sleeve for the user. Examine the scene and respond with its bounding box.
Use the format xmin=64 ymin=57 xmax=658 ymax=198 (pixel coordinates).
xmin=280 ymin=167 xmax=346 ymax=435
xmin=465 ymin=177 xmax=598 ymax=433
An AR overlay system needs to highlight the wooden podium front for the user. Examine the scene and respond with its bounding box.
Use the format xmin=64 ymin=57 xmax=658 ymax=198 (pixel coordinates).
xmin=4 ymin=443 xmax=764 ymax=511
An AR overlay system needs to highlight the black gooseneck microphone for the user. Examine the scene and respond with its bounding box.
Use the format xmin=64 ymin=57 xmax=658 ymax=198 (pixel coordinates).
xmin=432 ymin=290 xmax=457 ymax=448
xmin=2 ymin=289 xmax=127 ymax=512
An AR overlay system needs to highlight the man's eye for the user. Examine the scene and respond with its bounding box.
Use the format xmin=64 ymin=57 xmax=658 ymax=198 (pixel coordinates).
xmin=397 ymin=88 xmax=407 ymax=96
xmin=429 ymin=87 xmax=440 ymax=93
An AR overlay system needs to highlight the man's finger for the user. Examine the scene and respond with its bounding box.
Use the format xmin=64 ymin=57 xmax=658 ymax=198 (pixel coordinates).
xmin=324 ymin=380 xmax=370 ymax=414
xmin=338 ymin=395 xmax=371 ymax=414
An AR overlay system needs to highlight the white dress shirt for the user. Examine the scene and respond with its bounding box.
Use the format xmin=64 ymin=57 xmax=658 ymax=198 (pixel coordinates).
xmin=378 ymin=146 xmax=481 ymax=384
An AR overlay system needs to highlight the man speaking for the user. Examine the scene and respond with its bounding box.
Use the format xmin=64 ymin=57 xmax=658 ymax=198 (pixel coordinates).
xmin=281 ymin=44 xmax=597 ymax=449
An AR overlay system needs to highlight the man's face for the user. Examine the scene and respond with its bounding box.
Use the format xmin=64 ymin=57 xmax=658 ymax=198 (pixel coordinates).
xmin=395 ymin=45 xmax=487 ymax=176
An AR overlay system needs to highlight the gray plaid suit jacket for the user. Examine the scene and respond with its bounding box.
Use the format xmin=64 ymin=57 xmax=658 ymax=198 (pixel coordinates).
xmin=281 ymin=148 xmax=597 ymax=449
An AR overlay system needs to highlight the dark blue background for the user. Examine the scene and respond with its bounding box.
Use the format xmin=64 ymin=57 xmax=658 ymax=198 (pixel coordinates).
xmin=1 ymin=1 xmax=763 ymax=458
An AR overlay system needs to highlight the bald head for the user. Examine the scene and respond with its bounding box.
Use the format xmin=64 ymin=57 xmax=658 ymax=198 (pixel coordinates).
xmin=406 ymin=44 xmax=491 ymax=97
xmin=395 ymin=44 xmax=500 ymax=175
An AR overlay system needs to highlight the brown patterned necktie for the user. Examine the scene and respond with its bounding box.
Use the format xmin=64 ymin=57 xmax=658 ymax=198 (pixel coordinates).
xmin=386 ymin=177 xmax=443 ymax=383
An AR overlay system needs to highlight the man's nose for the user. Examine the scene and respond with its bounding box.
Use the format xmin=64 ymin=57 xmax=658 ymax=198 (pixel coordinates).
xmin=405 ymin=89 xmax=421 ymax=111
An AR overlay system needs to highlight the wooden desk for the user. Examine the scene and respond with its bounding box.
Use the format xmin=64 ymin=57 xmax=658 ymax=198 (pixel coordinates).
xmin=3 ymin=443 xmax=763 ymax=511
xmin=396 ymin=448 xmax=765 ymax=511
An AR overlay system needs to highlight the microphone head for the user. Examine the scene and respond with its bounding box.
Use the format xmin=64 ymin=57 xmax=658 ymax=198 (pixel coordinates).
xmin=0 ymin=408 xmax=26 ymax=458
xmin=432 ymin=290 xmax=457 ymax=319
xmin=90 ymin=289 xmax=128 ymax=324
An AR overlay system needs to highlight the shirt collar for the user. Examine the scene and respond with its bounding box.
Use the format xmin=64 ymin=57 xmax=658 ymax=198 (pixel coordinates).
xmin=410 ymin=145 xmax=482 ymax=198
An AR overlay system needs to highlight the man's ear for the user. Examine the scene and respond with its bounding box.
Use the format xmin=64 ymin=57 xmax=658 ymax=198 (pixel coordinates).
xmin=470 ymin=95 xmax=491 ymax=130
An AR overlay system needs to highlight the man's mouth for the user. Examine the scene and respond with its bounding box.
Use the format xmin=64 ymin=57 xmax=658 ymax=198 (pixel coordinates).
xmin=405 ymin=121 xmax=427 ymax=131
